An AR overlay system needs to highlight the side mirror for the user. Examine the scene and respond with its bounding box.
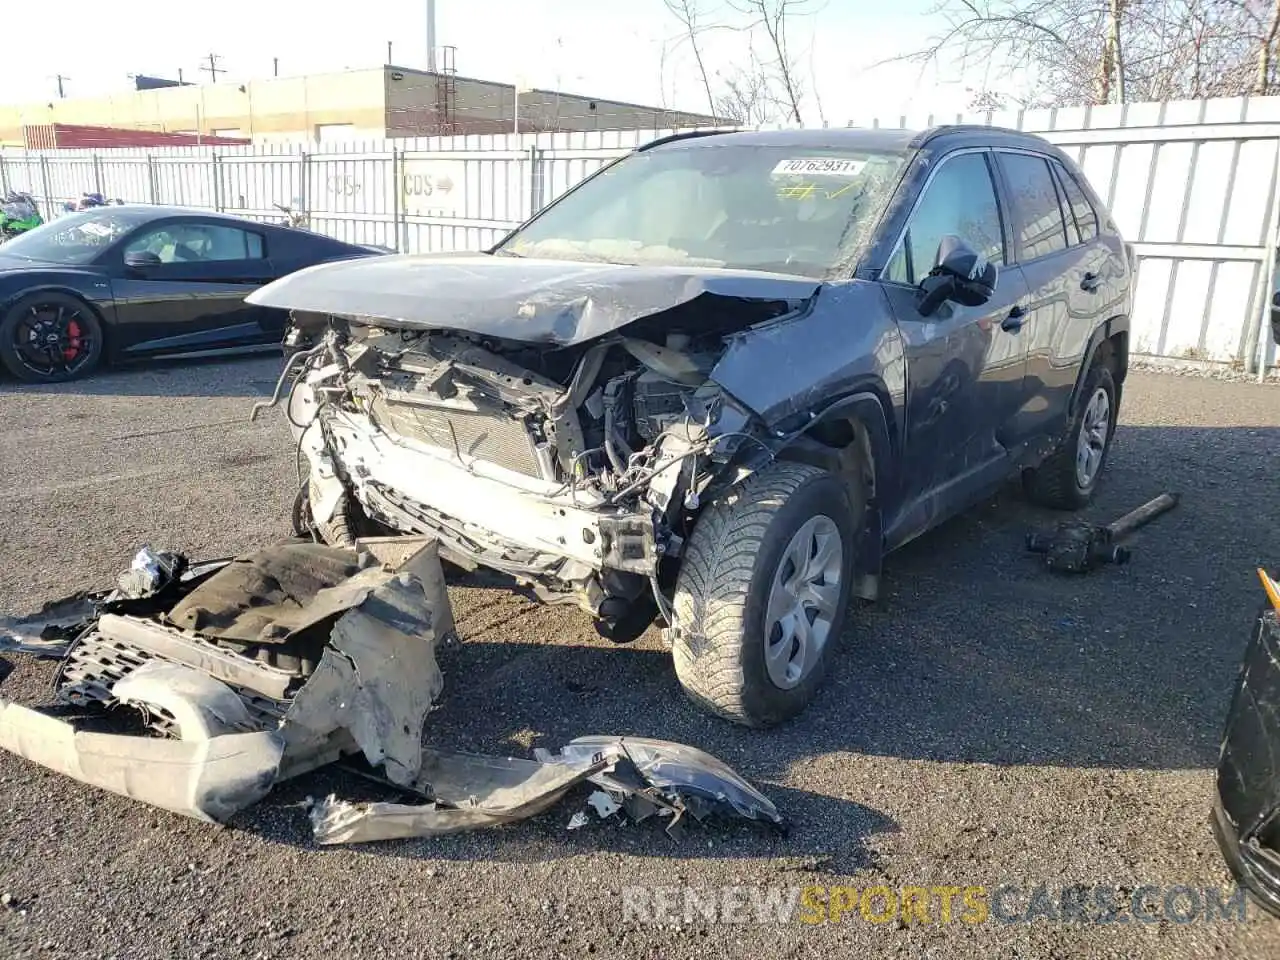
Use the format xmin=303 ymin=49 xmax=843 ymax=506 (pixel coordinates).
xmin=124 ymin=250 xmax=163 ymax=271
xmin=917 ymin=235 xmax=999 ymax=316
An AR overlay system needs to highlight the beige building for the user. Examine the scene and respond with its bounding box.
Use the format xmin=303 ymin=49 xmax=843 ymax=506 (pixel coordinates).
xmin=0 ymin=64 xmax=722 ymax=146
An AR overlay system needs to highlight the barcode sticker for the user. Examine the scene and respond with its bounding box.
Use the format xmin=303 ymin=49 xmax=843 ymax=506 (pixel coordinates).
xmin=771 ymin=157 xmax=867 ymax=177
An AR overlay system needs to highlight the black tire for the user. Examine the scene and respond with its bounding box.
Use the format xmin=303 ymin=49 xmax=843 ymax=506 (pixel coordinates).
xmin=670 ymin=461 xmax=862 ymax=728
xmin=1024 ymin=362 xmax=1118 ymax=510
xmin=0 ymin=292 xmax=104 ymax=383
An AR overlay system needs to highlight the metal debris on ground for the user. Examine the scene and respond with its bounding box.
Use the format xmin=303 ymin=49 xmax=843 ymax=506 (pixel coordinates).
xmin=0 ymin=536 xmax=782 ymax=845
xmin=535 ymin=736 xmax=786 ymax=838
xmin=0 ymin=549 xmax=228 ymax=659
xmin=116 ymin=546 xmax=187 ymax=600
xmin=310 ymin=737 xmax=784 ymax=845
xmin=1025 ymin=492 xmax=1180 ymax=574
xmin=0 ymin=594 xmax=105 ymax=658
xmin=587 ymin=790 xmax=622 ymax=819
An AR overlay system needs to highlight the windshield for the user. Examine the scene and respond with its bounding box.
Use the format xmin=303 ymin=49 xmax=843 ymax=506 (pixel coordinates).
xmin=496 ymin=142 xmax=909 ymax=278
xmin=1 ymin=208 xmax=152 ymax=264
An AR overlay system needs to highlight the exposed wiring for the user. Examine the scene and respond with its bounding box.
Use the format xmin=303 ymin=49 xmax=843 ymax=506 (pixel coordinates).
xmin=708 ymin=430 xmax=778 ymax=462
xmin=248 ymin=344 xmax=324 ymax=423
xmin=650 ymin=575 xmax=674 ymax=626
xmin=604 ymin=431 xmax=774 ymax=505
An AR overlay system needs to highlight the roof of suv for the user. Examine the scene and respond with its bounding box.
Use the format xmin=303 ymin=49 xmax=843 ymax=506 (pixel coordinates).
xmin=639 ymin=124 xmax=1054 ymax=155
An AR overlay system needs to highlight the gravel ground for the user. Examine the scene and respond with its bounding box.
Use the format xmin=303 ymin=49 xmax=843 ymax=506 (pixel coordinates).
xmin=0 ymin=358 xmax=1278 ymax=959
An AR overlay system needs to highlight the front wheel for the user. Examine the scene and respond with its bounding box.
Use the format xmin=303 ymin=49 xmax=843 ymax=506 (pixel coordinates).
xmin=0 ymin=292 xmax=104 ymax=383
xmin=670 ymin=461 xmax=862 ymax=728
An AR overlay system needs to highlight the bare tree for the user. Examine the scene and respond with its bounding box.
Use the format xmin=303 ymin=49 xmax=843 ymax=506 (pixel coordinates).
xmin=967 ymin=88 xmax=1011 ymax=111
xmin=714 ymin=43 xmax=790 ymax=124
xmin=964 ymin=86 xmax=1056 ymax=110
xmin=808 ymin=34 xmax=829 ymax=126
xmin=659 ymin=0 xmax=820 ymax=124
xmin=1261 ymin=0 xmax=1280 ymax=93
xmin=1099 ymin=0 xmax=1125 ymax=102
xmin=663 ymin=0 xmax=722 ymax=117
xmin=888 ymin=0 xmax=1272 ymax=105
xmin=729 ymin=0 xmax=820 ymax=123
xmin=715 ymin=67 xmax=777 ymax=124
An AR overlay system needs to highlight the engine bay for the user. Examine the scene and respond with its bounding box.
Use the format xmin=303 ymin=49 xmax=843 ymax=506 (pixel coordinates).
xmin=272 ymin=294 xmax=797 ymax=635
xmin=312 ymin=291 xmax=794 ymax=506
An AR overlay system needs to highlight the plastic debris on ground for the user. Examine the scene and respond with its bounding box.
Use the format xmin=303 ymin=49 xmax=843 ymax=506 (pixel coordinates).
xmin=0 ymin=538 xmax=784 ymax=846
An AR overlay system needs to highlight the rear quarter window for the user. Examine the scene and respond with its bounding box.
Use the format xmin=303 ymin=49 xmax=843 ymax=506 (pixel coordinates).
xmin=998 ymin=152 xmax=1071 ymax=261
xmin=1052 ymin=160 xmax=1100 ymax=242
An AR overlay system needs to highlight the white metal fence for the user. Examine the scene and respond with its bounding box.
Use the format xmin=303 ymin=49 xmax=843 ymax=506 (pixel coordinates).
xmin=2 ymin=96 xmax=1278 ymax=374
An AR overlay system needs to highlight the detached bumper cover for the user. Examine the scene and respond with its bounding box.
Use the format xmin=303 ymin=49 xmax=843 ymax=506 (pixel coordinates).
xmin=0 ymin=695 xmax=284 ymax=823
xmin=0 ymin=538 xmax=784 ymax=842
xmin=0 ymin=537 xmax=452 ymax=825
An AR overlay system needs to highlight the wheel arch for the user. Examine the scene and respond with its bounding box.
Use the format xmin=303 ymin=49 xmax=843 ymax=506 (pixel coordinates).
xmin=769 ymin=388 xmax=898 ymax=595
xmin=1071 ymin=315 xmax=1129 ymax=413
xmin=2 ymin=284 xmax=112 ymax=352
xmin=0 ymin=286 xmax=112 ymax=376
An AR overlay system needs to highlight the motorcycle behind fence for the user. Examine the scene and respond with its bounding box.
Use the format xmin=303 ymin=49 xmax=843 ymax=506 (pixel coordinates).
xmin=0 ymin=192 xmax=43 ymax=241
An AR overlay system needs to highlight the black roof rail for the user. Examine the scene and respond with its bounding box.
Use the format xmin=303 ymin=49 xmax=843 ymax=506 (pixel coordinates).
xmin=636 ymin=127 xmax=738 ymax=151
xmin=912 ymin=123 xmax=1043 ymax=147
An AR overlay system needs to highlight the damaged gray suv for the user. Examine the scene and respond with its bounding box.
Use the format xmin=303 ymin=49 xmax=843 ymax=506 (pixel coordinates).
xmin=249 ymin=126 xmax=1134 ymax=728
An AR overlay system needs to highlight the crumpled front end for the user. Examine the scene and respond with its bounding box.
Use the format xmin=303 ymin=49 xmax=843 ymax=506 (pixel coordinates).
xmin=276 ymin=290 xmax=809 ymax=636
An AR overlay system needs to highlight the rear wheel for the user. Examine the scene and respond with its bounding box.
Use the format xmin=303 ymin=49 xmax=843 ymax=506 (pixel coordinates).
xmin=1024 ymin=362 xmax=1117 ymax=510
xmin=670 ymin=461 xmax=862 ymax=728
xmin=0 ymin=292 xmax=104 ymax=383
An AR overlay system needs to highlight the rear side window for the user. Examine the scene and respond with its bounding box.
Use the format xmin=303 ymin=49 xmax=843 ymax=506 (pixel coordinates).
xmin=1052 ymin=160 xmax=1099 ymax=242
xmin=999 ymin=152 xmax=1070 ymax=260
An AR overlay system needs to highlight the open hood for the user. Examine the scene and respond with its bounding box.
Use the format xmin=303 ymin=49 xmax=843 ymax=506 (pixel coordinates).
xmin=246 ymin=252 xmax=823 ymax=346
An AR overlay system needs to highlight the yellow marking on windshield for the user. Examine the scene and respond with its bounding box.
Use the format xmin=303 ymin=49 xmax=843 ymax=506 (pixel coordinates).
xmin=776 ymin=181 xmax=862 ymax=201
xmin=777 ymin=183 xmax=819 ymax=200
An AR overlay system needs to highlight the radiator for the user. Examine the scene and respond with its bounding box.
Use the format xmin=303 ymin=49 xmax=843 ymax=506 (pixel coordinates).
xmin=369 ymin=392 xmax=544 ymax=479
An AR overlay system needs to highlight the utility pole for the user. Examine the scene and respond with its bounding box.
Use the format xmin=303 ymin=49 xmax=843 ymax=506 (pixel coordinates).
xmin=200 ymin=53 xmax=225 ymax=83
xmin=426 ymin=0 xmax=437 ymax=72
xmin=273 ymin=57 xmax=279 ymax=77
xmin=387 ymin=41 xmax=393 ymax=64
xmin=54 ymin=75 xmax=70 ymax=98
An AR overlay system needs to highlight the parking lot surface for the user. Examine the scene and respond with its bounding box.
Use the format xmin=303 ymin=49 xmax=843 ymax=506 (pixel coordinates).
xmin=0 ymin=358 xmax=1278 ymax=959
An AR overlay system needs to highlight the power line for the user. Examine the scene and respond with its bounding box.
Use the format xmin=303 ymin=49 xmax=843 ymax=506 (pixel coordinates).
xmin=200 ymin=54 xmax=226 ymax=83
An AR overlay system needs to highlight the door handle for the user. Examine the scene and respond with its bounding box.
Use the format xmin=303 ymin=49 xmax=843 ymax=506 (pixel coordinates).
xmin=1002 ymin=305 xmax=1026 ymax=333
xmin=1081 ymin=272 xmax=1100 ymax=292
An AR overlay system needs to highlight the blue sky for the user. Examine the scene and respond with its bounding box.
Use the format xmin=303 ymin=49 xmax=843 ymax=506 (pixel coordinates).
xmin=2 ymin=0 xmax=1020 ymax=123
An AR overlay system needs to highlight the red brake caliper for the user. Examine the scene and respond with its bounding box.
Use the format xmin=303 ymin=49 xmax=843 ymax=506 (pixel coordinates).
xmin=63 ymin=320 xmax=82 ymax=362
